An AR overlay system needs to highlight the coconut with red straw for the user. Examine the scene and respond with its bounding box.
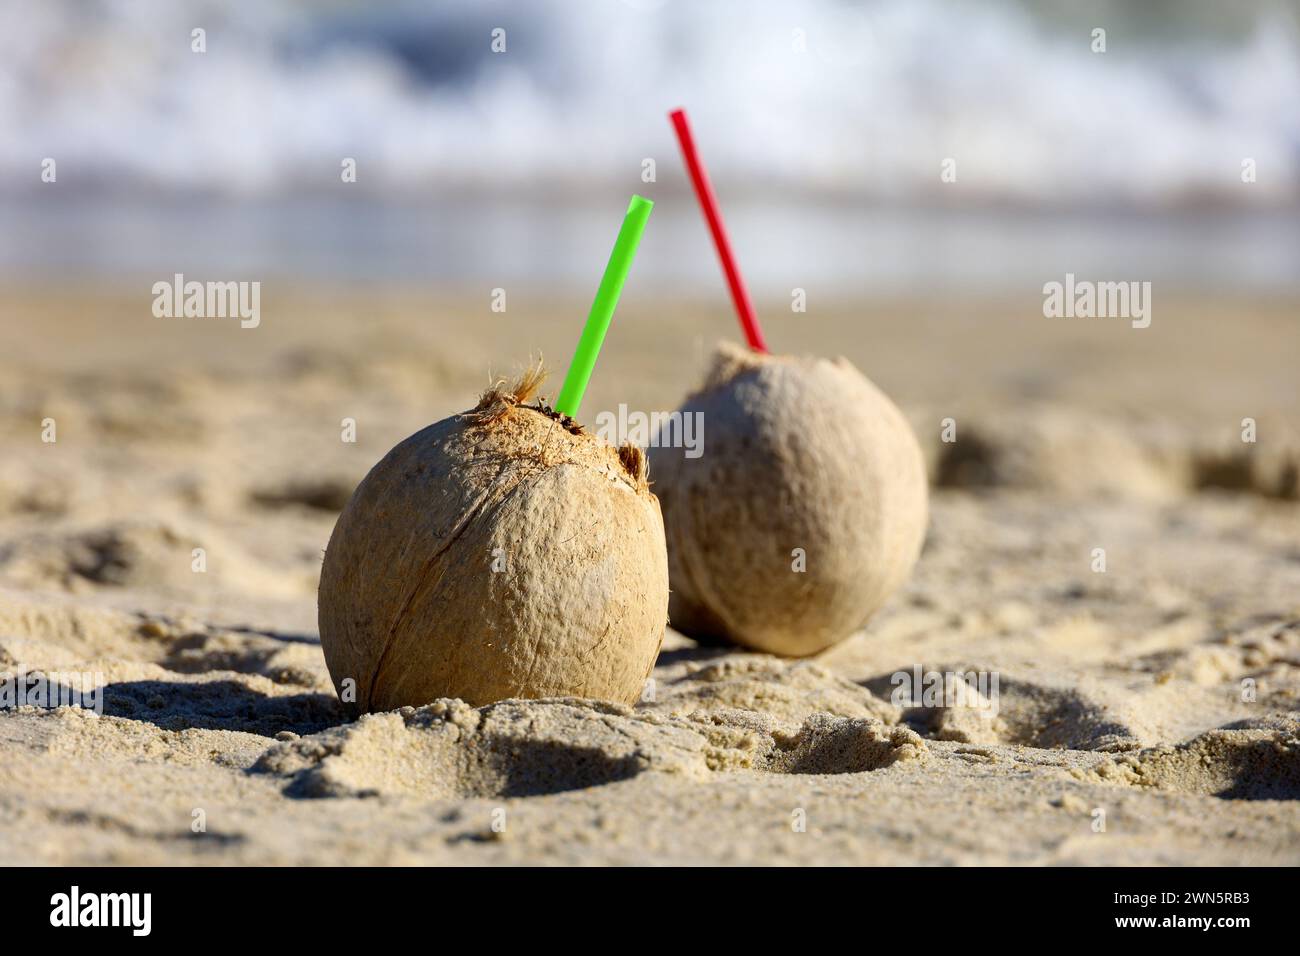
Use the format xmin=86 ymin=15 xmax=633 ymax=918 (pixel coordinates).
xmin=650 ymin=111 xmax=927 ymax=657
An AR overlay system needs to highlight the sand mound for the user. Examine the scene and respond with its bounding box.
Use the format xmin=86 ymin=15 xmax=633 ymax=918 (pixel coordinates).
xmin=0 ymin=588 xmax=331 ymax=691
xmin=919 ymin=403 xmax=1300 ymax=501
xmin=1135 ymin=618 xmax=1300 ymax=693
xmin=646 ymin=656 xmax=900 ymax=728
xmin=0 ymin=520 xmax=309 ymax=601
xmin=252 ymin=697 xmax=925 ymax=799
xmin=1079 ymin=718 xmax=1300 ymax=801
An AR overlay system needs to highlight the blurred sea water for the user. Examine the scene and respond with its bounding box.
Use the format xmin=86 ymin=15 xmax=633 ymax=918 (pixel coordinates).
xmin=5 ymin=191 xmax=1299 ymax=293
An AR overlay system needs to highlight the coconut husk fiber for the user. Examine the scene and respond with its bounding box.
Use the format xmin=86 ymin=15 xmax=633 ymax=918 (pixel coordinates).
xmin=318 ymin=366 xmax=669 ymax=712
xmin=648 ymin=342 xmax=927 ymax=656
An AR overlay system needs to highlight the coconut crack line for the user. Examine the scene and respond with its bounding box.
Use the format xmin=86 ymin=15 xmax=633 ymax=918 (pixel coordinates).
xmin=367 ymin=461 xmax=515 ymax=707
xmin=370 ymin=440 xmax=594 ymax=705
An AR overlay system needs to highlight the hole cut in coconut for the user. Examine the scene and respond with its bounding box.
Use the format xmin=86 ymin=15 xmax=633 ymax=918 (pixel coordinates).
xmin=466 ymin=362 xmax=646 ymax=484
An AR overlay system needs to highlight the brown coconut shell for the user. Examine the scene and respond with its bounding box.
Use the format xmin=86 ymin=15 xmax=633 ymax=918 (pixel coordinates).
xmin=648 ymin=342 xmax=927 ymax=657
xmin=318 ymin=368 xmax=669 ymax=712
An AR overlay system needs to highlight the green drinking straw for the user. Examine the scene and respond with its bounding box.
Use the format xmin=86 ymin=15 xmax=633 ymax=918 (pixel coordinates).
xmin=553 ymin=194 xmax=654 ymax=418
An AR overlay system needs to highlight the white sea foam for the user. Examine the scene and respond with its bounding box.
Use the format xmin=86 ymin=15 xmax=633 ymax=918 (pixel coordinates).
xmin=2 ymin=0 xmax=1298 ymax=203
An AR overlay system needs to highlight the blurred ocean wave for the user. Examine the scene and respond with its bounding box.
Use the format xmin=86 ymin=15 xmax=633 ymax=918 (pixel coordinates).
xmin=3 ymin=0 xmax=1299 ymax=205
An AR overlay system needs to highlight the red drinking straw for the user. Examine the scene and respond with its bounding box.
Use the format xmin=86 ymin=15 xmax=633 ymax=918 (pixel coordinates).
xmin=669 ymin=107 xmax=769 ymax=353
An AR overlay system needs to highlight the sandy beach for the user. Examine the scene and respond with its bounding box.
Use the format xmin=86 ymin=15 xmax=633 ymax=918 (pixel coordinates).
xmin=0 ymin=282 xmax=1296 ymax=865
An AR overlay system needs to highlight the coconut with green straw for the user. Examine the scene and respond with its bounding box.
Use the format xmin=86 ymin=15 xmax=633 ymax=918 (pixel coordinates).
xmin=319 ymin=196 xmax=667 ymax=712
xmin=651 ymin=110 xmax=928 ymax=657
